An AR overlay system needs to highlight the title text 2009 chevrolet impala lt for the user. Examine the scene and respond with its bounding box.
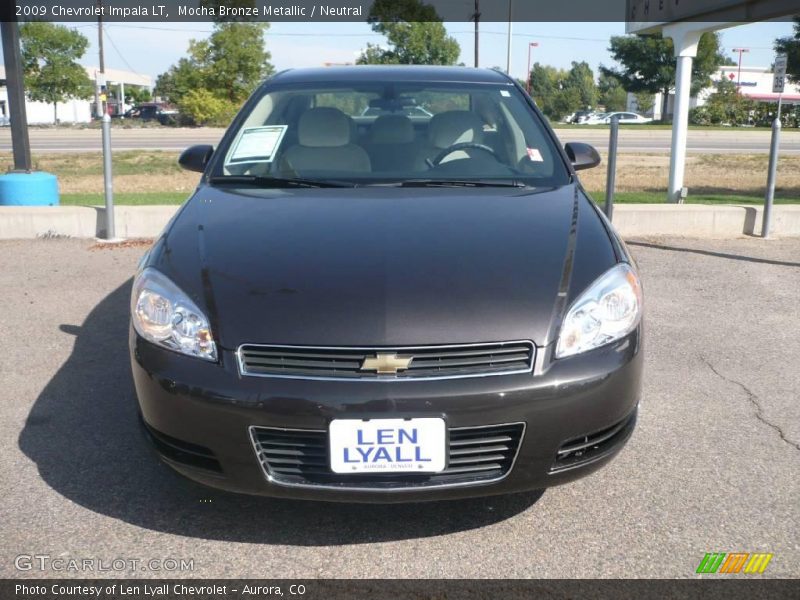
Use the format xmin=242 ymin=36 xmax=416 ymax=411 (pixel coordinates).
xmin=130 ymin=66 xmax=643 ymax=502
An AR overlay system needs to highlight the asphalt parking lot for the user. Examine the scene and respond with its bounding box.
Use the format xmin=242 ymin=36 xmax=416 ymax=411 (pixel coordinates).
xmin=0 ymin=236 xmax=797 ymax=579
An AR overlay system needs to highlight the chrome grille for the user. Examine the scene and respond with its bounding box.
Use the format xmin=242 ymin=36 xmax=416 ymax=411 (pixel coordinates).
xmin=238 ymin=341 xmax=534 ymax=380
xmin=250 ymin=423 xmax=525 ymax=490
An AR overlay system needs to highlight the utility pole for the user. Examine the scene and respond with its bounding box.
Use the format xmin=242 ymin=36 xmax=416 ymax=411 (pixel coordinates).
xmin=97 ymin=0 xmax=106 ymax=117
xmin=506 ymin=0 xmax=513 ymax=74
xmin=472 ymin=0 xmax=480 ymax=68
xmin=0 ymin=21 xmax=32 ymax=172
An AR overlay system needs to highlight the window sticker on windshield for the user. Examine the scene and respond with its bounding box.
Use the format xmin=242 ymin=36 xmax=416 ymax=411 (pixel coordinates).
xmin=527 ymin=147 xmax=544 ymax=162
xmin=228 ymin=125 xmax=288 ymax=164
xmin=500 ymin=90 xmax=511 ymax=97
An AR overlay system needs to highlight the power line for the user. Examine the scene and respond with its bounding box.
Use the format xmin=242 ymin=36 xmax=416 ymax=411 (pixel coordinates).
xmin=98 ymin=22 xmax=616 ymax=45
xmin=102 ymin=26 xmax=143 ymax=77
xmin=104 ymin=24 xmax=379 ymax=36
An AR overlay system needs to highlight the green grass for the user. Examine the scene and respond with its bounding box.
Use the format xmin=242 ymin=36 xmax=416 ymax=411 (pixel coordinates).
xmin=60 ymin=192 xmax=189 ymax=206
xmin=587 ymin=191 xmax=799 ymax=204
xmin=552 ymin=123 xmax=783 ymax=131
xmin=58 ymin=190 xmax=800 ymax=206
xmin=0 ymin=151 xmax=185 ymax=179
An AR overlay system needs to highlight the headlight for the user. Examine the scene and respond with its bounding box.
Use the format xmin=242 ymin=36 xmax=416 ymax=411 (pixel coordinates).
xmin=555 ymin=263 xmax=642 ymax=359
xmin=131 ymin=267 xmax=217 ymax=362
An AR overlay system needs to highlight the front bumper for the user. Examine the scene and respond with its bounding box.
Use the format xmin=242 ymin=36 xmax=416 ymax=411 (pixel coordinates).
xmin=130 ymin=328 xmax=643 ymax=502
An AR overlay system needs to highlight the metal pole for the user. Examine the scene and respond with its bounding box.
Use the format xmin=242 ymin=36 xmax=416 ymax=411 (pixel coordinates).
xmin=736 ymin=50 xmax=742 ymax=87
xmin=605 ymin=115 xmax=619 ymax=221
xmin=762 ymin=115 xmax=781 ymax=239
xmin=1 ymin=21 xmax=32 ymax=172
xmin=732 ymin=48 xmax=749 ymax=89
xmin=505 ymin=0 xmax=512 ymax=74
xmin=473 ymin=0 xmax=480 ymax=68
xmin=526 ymin=43 xmax=532 ymax=94
xmin=667 ymin=54 xmax=693 ymax=203
xmin=102 ymin=113 xmax=115 ymax=239
xmin=97 ymin=1 xmax=106 ymax=116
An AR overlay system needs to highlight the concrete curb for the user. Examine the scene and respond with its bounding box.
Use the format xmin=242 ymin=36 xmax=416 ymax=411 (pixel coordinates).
xmin=610 ymin=204 xmax=800 ymax=237
xmin=1 ymin=204 xmax=799 ymax=240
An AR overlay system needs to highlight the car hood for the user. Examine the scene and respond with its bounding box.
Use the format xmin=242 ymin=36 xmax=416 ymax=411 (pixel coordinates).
xmin=155 ymin=183 xmax=612 ymax=349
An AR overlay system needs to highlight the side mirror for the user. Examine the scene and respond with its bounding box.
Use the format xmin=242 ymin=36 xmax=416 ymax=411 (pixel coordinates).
xmin=565 ymin=142 xmax=601 ymax=171
xmin=179 ymin=144 xmax=214 ymax=173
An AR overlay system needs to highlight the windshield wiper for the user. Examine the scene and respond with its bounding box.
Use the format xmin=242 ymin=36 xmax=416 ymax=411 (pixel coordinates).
xmin=209 ymin=175 xmax=353 ymax=188
xmin=395 ymin=179 xmax=529 ymax=188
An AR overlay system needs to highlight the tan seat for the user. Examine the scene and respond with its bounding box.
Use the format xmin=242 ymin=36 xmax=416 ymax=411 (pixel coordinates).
xmin=363 ymin=115 xmax=419 ymax=173
xmin=415 ymin=110 xmax=486 ymax=169
xmin=282 ymin=107 xmax=370 ymax=174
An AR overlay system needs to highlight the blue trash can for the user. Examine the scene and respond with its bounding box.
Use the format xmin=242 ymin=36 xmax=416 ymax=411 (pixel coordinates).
xmin=0 ymin=172 xmax=60 ymax=206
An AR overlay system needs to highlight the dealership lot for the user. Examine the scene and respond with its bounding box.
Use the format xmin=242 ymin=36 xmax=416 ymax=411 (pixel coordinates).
xmin=0 ymin=237 xmax=797 ymax=578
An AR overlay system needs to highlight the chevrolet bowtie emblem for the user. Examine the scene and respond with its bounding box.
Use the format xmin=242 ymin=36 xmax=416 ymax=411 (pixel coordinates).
xmin=360 ymin=352 xmax=414 ymax=374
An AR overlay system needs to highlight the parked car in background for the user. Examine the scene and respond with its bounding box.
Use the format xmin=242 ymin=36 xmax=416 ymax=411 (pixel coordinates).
xmin=131 ymin=66 xmax=643 ymax=503
xmin=565 ymin=109 xmax=594 ymax=124
xmin=582 ymin=112 xmax=652 ymax=125
xmin=123 ymin=103 xmax=179 ymax=125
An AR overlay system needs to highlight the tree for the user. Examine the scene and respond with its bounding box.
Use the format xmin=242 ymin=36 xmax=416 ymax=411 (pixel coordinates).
xmin=125 ymin=86 xmax=152 ymax=105
xmin=19 ymin=23 xmax=93 ymax=123
xmin=689 ymin=77 xmax=755 ymax=126
xmin=601 ymin=32 xmax=727 ymax=121
xmin=178 ymin=89 xmax=237 ymax=126
xmin=775 ymin=17 xmax=800 ymax=84
xmin=564 ymin=61 xmax=597 ymax=109
xmin=527 ymin=62 xmax=598 ymax=121
xmin=597 ymin=72 xmax=627 ymax=112
xmin=357 ymin=0 xmax=460 ymax=65
xmin=156 ymin=22 xmax=274 ymax=110
xmin=155 ymin=58 xmax=202 ymax=105
xmin=190 ymin=23 xmax=273 ymax=103
xmin=633 ymin=91 xmax=654 ymax=115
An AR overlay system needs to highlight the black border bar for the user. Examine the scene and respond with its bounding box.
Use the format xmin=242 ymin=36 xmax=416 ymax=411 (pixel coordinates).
xmin=3 ymin=579 xmax=800 ymax=600
xmin=6 ymin=0 xmax=800 ymax=23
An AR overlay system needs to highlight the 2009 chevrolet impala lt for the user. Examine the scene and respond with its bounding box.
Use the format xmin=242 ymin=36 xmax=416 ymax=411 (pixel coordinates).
xmin=130 ymin=66 xmax=643 ymax=502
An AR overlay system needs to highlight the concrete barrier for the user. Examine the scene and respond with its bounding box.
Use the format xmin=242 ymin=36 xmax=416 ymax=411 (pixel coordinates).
xmin=611 ymin=204 xmax=800 ymax=237
xmin=1 ymin=204 xmax=799 ymax=240
xmin=0 ymin=205 xmax=180 ymax=240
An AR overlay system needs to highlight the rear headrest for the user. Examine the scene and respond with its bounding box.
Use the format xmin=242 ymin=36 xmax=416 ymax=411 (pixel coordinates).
xmin=370 ymin=115 xmax=415 ymax=144
xmin=298 ymin=107 xmax=351 ymax=147
xmin=428 ymin=111 xmax=484 ymax=149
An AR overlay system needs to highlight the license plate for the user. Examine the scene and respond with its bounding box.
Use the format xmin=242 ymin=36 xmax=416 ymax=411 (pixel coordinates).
xmin=329 ymin=418 xmax=446 ymax=474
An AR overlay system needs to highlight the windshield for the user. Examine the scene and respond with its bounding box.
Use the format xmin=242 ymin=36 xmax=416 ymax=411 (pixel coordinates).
xmin=213 ymin=79 xmax=570 ymax=187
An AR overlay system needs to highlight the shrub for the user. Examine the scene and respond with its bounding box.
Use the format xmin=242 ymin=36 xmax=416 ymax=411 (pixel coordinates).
xmin=177 ymin=89 xmax=237 ymax=126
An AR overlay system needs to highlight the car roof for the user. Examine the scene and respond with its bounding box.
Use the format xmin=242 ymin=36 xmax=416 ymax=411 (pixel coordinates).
xmin=269 ymin=65 xmax=514 ymax=85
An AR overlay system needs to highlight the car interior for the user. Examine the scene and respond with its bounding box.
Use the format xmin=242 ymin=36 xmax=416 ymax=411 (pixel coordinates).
xmin=221 ymin=84 xmax=567 ymax=185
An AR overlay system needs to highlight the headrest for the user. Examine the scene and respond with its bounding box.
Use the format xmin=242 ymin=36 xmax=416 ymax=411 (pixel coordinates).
xmin=428 ymin=111 xmax=484 ymax=149
xmin=298 ymin=107 xmax=351 ymax=147
xmin=370 ymin=115 xmax=415 ymax=144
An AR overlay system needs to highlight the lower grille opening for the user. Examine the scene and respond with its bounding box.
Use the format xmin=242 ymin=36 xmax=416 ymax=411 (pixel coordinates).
xmin=550 ymin=410 xmax=637 ymax=472
xmin=250 ymin=423 xmax=525 ymax=490
xmin=142 ymin=420 xmax=222 ymax=473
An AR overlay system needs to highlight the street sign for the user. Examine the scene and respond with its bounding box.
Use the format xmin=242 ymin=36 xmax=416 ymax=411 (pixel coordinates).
xmin=772 ymin=54 xmax=788 ymax=94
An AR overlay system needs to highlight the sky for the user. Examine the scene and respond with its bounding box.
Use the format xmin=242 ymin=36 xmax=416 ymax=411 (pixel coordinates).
xmin=4 ymin=20 xmax=796 ymax=84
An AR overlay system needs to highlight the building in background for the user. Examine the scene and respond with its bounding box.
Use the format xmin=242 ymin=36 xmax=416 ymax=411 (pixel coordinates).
xmin=0 ymin=66 xmax=152 ymax=125
xmin=631 ymin=65 xmax=800 ymax=120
